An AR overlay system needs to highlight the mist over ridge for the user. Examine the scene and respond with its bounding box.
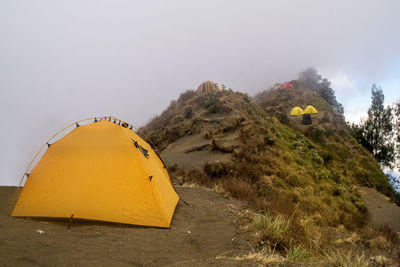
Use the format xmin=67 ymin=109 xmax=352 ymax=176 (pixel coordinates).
xmin=1 ymin=0 xmax=399 ymax=185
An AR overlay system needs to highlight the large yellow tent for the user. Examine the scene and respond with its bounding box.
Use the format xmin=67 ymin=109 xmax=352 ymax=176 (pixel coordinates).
xmin=304 ymin=105 xmax=318 ymax=114
xmin=12 ymin=118 xmax=179 ymax=228
xmin=290 ymin=107 xmax=304 ymax=116
xmin=196 ymin=80 xmax=221 ymax=93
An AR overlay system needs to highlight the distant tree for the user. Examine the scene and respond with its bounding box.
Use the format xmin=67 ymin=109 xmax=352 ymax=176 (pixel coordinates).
xmin=298 ymin=67 xmax=321 ymax=91
xmin=318 ymin=78 xmax=344 ymax=116
xmin=298 ymin=68 xmax=344 ymax=117
xmin=353 ymin=84 xmax=395 ymax=168
xmin=386 ymin=171 xmax=400 ymax=193
xmin=351 ymin=122 xmax=372 ymax=152
xmin=386 ymin=171 xmax=400 ymax=205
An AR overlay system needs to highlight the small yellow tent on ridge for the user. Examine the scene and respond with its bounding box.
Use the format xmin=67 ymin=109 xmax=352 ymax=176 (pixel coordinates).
xmin=12 ymin=118 xmax=179 ymax=228
xmin=304 ymin=105 xmax=318 ymax=114
xmin=290 ymin=107 xmax=304 ymax=116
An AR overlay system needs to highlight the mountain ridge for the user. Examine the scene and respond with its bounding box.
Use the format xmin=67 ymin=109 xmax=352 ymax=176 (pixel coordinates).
xmin=141 ymin=81 xmax=399 ymax=263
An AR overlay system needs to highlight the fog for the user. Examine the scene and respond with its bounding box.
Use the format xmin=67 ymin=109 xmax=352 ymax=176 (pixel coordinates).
xmin=1 ymin=0 xmax=399 ymax=185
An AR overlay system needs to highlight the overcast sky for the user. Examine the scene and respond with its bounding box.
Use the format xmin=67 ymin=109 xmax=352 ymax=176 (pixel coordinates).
xmin=1 ymin=0 xmax=399 ymax=185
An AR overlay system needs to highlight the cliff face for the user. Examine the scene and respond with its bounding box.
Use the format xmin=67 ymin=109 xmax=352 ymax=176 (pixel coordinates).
xmin=141 ymin=89 xmax=263 ymax=167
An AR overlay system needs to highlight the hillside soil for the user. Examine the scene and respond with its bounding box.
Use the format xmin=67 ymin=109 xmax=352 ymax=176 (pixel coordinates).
xmin=0 ymin=186 xmax=259 ymax=267
xmin=359 ymin=186 xmax=400 ymax=234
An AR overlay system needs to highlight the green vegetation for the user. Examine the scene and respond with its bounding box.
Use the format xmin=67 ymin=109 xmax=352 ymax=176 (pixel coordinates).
xmin=351 ymin=84 xmax=395 ymax=168
xmin=288 ymin=246 xmax=312 ymax=262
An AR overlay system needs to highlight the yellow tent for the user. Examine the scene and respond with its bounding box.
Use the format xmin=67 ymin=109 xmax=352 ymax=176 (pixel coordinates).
xmin=12 ymin=118 xmax=179 ymax=228
xmin=290 ymin=107 xmax=304 ymax=116
xmin=196 ymin=80 xmax=221 ymax=93
xmin=273 ymin=84 xmax=281 ymax=90
xmin=304 ymin=105 xmax=318 ymax=114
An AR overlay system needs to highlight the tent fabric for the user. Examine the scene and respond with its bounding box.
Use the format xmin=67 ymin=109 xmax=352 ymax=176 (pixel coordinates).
xmin=282 ymin=82 xmax=293 ymax=89
xmin=290 ymin=107 xmax=304 ymax=116
xmin=273 ymin=83 xmax=281 ymax=90
xmin=196 ymin=81 xmax=221 ymax=93
xmin=304 ymin=105 xmax=318 ymax=114
xmin=12 ymin=120 xmax=179 ymax=228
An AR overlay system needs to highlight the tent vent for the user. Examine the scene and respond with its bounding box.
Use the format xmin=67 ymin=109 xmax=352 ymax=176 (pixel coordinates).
xmin=130 ymin=138 xmax=150 ymax=159
xmin=94 ymin=117 xmax=98 ymax=122
xmin=47 ymin=142 xmax=51 ymax=148
xmin=129 ymin=125 xmax=133 ymax=130
xmin=113 ymin=119 xmax=116 ymax=123
xmin=25 ymin=173 xmax=30 ymax=178
xmin=76 ymin=122 xmax=80 ymax=127
xmin=149 ymin=176 xmax=153 ymax=181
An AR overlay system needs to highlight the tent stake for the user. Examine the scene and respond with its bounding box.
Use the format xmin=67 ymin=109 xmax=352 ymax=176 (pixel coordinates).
xmin=180 ymin=197 xmax=189 ymax=205
xmin=67 ymin=214 xmax=74 ymax=230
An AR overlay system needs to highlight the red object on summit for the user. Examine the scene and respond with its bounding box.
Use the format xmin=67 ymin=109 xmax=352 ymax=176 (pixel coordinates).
xmin=282 ymin=82 xmax=293 ymax=89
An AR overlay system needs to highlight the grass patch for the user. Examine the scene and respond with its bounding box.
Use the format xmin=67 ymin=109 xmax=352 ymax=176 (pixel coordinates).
xmin=287 ymin=246 xmax=313 ymax=262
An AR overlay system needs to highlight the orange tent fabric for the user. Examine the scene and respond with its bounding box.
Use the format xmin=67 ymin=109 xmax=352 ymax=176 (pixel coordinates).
xmin=12 ymin=120 xmax=179 ymax=228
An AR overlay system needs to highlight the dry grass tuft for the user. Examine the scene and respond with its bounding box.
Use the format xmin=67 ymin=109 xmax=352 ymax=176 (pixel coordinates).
xmin=252 ymin=213 xmax=289 ymax=247
xmin=323 ymin=250 xmax=371 ymax=267
xmin=216 ymin=247 xmax=285 ymax=265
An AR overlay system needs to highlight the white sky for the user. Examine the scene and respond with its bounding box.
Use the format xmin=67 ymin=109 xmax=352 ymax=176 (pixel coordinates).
xmin=1 ymin=0 xmax=399 ymax=185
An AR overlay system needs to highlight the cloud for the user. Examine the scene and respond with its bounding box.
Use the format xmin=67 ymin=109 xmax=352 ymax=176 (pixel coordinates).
xmin=330 ymin=73 xmax=358 ymax=96
xmin=345 ymin=111 xmax=368 ymax=125
xmin=1 ymin=0 xmax=400 ymax=185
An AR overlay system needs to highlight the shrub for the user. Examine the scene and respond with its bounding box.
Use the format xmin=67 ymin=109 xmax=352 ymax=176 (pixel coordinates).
xmin=207 ymin=102 xmax=232 ymax=114
xmin=202 ymin=92 xmax=219 ymax=108
xmin=203 ymin=161 xmax=229 ymax=178
xmin=286 ymin=173 xmax=302 ymax=187
xmin=243 ymin=94 xmax=252 ymax=103
xmin=176 ymin=90 xmax=196 ymax=106
xmin=265 ymin=133 xmax=276 ymax=145
xmin=219 ymin=177 xmax=255 ymax=200
xmin=329 ymin=171 xmax=341 ymax=183
xmin=321 ymin=151 xmax=333 ymax=163
xmin=311 ymin=149 xmax=324 ymax=165
xmin=309 ymin=126 xmax=325 ymax=143
xmin=276 ymin=112 xmax=290 ymax=124
xmin=183 ymin=105 xmax=193 ymax=119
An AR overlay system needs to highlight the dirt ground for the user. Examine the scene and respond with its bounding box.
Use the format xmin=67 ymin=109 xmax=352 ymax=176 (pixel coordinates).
xmin=0 ymin=186 xmax=259 ymax=267
xmin=359 ymin=186 xmax=400 ymax=235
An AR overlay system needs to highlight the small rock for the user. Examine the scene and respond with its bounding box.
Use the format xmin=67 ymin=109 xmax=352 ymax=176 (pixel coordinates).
xmin=36 ymin=229 xmax=45 ymax=234
xmin=187 ymin=231 xmax=191 ymax=234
